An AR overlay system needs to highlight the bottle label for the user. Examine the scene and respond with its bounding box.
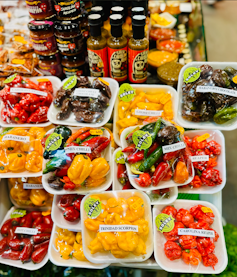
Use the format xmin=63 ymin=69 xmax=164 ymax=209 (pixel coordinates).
xmin=128 ymin=48 xmax=148 ymax=83
xmin=88 ymin=48 xmax=108 ymax=77
xmin=54 ymin=0 xmax=80 ymax=20
xmin=56 ymin=35 xmax=83 ymax=55
xmin=63 ymin=63 xmax=85 ymax=78
xmin=31 ymin=35 xmax=57 ymax=55
xmin=108 ymin=46 xmax=127 ymax=82
xmin=26 ymin=0 xmax=53 ymax=16
xmin=39 ymin=63 xmax=63 ymax=77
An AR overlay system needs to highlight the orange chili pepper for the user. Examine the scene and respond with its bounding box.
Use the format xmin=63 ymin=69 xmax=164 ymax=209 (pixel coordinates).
xmin=66 ymin=127 xmax=91 ymax=144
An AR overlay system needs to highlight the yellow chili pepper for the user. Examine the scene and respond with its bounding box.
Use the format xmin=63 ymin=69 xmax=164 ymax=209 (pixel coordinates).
xmin=85 ymin=177 xmax=106 ymax=187
xmin=28 ymin=127 xmax=46 ymax=140
xmin=145 ymin=92 xmax=166 ymax=103
xmin=106 ymin=197 xmax=128 ymax=214
xmin=104 ymin=213 xmax=121 ymax=225
xmin=57 ymin=228 xmax=76 ymax=245
xmin=118 ymin=101 xmax=130 ymax=120
xmin=133 ymin=237 xmax=146 ymax=256
xmin=68 ymin=155 xmax=92 ymax=185
xmin=25 ymin=151 xmax=43 ymax=172
xmin=96 ymin=204 xmax=108 ymax=222
xmin=136 ymin=102 xmax=163 ymax=110
xmin=8 ymin=128 xmax=28 ymax=136
xmin=97 ymin=232 xmax=117 ymax=251
xmin=160 ymin=93 xmax=171 ymax=105
xmin=117 ymin=231 xmax=139 ymax=252
xmin=0 ymin=150 xmax=8 ymax=173
xmin=163 ymin=100 xmax=173 ymax=120
xmin=88 ymin=237 xmax=104 ymax=254
xmin=111 ymin=247 xmax=130 ymax=258
xmin=10 ymin=182 xmax=30 ymax=201
xmin=123 ymin=197 xmax=145 ymax=222
xmin=84 ymin=218 xmax=101 ymax=232
xmin=0 ymin=139 xmax=21 ymax=154
xmin=89 ymin=157 xmax=110 ymax=179
xmin=116 ymin=117 xmax=138 ymax=129
xmin=55 ymin=238 xmax=73 ymax=260
xmin=133 ymin=219 xmax=149 ymax=238
xmin=119 ymin=128 xmax=126 ymax=137
xmin=75 ymin=232 xmax=82 ymax=244
xmin=130 ymin=92 xmax=146 ymax=109
xmin=131 ymin=109 xmax=147 ymax=120
xmin=73 ymin=240 xmax=87 ymax=261
xmin=29 ymin=189 xmax=48 ymax=206
xmin=173 ymin=161 xmax=189 ymax=184
xmin=7 ymin=153 xmax=26 ymax=172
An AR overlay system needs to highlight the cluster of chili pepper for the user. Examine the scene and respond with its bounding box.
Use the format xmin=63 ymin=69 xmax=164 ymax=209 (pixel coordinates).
xmin=162 ymin=204 xmax=219 ymax=269
xmin=42 ymin=126 xmax=111 ymax=191
xmin=122 ymin=119 xmax=191 ymax=188
xmin=183 ymin=135 xmax=222 ymax=188
xmin=58 ymin=194 xmax=83 ymax=222
xmin=0 ymin=75 xmax=53 ymax=124
xmin=0 ymin=210 xmax=53 ymax=264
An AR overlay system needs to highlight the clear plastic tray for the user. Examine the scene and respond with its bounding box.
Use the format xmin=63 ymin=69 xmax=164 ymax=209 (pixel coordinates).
xmin=81 ymin=190 xmax=153 ymax=264
xmin=0 ymin=76 xmax=62 ymax=128
xmin=49 ymin=224 xmax=109 ymax=269
xmin=153 ymin=199 xmax=228 ymax=274
xmin=0 ymin=206 xmax=49 ymax=271
xmin=176 ymin=62 xmax=237 ymax=130
xmin=179 ymin=130 xmax=226 ymax=194
xmin=113 ymin=84 xmax=178 ymax=147
xmin=120 ymin=126 xmax=194 ymax=191
xmin=112 ymin=147 xmax=178 ymax=205
xmin=42 ymin=127 xmax=112 ymax=195
xmin=48 ymin=77 xmax=119 ymax=128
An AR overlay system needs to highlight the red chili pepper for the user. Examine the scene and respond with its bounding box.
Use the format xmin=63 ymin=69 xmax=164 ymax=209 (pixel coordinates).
xmin=147 ymin=142 xmax=159 ymax=156
xmin=202 ymin=168 xmax=222 ymax=185
xmin=43 ymin=215 xmax=53 ymax=225
xmin=61 ymin=176 xmax=76 ymax=190
xmin=0 ymin=86 xmax=19 ymax=104
xmin=122 ymin=180 xmax=133 ymax=190
xmin=58 ymin=194 xmax=75 ymax=208
xmin=10 ymin=104 xmax=28 ymax=124
xmin=122 ymin=144 xmax=136 ymax=154
xmin=20 ymin=215 xmax=27 ymax=226
xmin=30 ymin=211 xmax=42 ymax=220
xmin=31 ymin=241 xmax=49 ymax=264
xmin=35 ymin=223 xmax=53 ymax=233
xmin=190 ymin=205 xmax=214 ymax=225
xmin=7 ymin=227 xmax=18 ymax=246
xmin=55 ymin=163 xmax=71 ymax=178
xmin=72 ymin=196 xmax=83 ymax=211
xmin=189 ymin=175 xmax=202 ymax=188
xmin=206 ymin=156 xmax=218 ymax=168
xmin=192 ymin=150 xmax=208 ymax=171
xmin=117 ymin=163 xmax=128 ymax=185
xmin=23 ymin=78 xmax=40 ymax=90
xmin=164 ymin=240 xmax=182 ymax=261
xmin=162 ymin=206 xmax=177 ymax=219
xmin=33 ymin=240 xmax=49 ymax=251
xmin=11 ymin=217 xmax=21 ymax=226
xmin=19 ymin=238 xmax=33 ymax=263
xmin=162 ymin=168 xmax=173 ymax=181
xmin=205 ymin=140 xmax=221 ymax=156
xmin=163 ymin=222 xmax=185 ymax=241
xmin=88 ymin=137 xmax=111 ymax=160
xmin=80 ymin=136 xmax=107 ymax=150
xmin=182 ymin=249 xmax=202 ymax=266
xmin=0 ymin=237 xmax=8 ymax=254
xmin=163 ymin=150 xmax=181 ymax=161
xmin=63 ymin=206 xmax=80 ymax=222
xmin=209 ymin=228 xmax=219 ymax=242
xmin=76 ymin=131 xmax=91 ymax=144
xmin=152 ymin=162 xmax=170 ymax=186
xmin=64 ymin=142 xmax=79 ymax=161
xmin=179 ymin=235 xmax=197 ymax=249
xmin=8 ymin=238 xmax=24 ymax=251
xmin=196 ymin=237 xmax=215 ymax=256
xmin=19 ymin=93 xmax=40 ymax=112
xmin=38 ymin=81 xmax=53 ymax=94
xmin=127 ymin=150 xmax=144 ymax=164
xmin=182 ymin=147 xmax=193 ymax=176
xmin=1 ymin=249 xmax=21 ymax=260
xmin=192 ymin=136 xmax=207 ymax=150
xmin=41 ymin=134 xmax=50 ymax=148
xmin=176 ymin=208 xmax=194 ymax=227
xmin=39 ymin=91 xmax=53 ymax=107
xmin=21 ymin=213 xmax=33 ymax=228
xmin=134 ymin=173 xmax=152 ymax=187
xmin=32 ymin=216 xmax=43 ymax=228
xmin=189 ymin=219 xmax=210 ymax=230
xmin=27 ymin=106 xmax=49 ymax=123
xmin=1 ymin=219 xmax=13 ymax=236
xmin=1 ymin=106 xmax=11 ymax=123
xmin=32 ymin=233 xmax=51 ymax=244
xmin=183 ymin=136 xmax=192 ymax=148
xmin=203 ymin=253 xmax=218 ymax=269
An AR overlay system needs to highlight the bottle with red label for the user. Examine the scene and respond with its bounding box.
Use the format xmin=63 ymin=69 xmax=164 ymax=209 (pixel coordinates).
xmin=128 ymin=15 xmax=149 ymax=83
xmin=107 ymin=14 xmax=127 ymax=83
xmin=87 ymin=14 xmax=108 ymax=78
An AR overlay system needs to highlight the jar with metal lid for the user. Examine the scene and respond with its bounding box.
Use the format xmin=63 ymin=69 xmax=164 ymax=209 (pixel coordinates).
xmin=61 ymin=53 xmax=85 ymax=77
xmin=53 ymin=0 xmax=81 ymax=21
xmin=28 ymin=20 xmax=58 ymax=56
xmin=55 ymin=21 xmax=84 ymax=56
xmin=25 ymin=0 xmax=55 ymax=20
xmin=38 ymin=53 xmax=63 ymax=77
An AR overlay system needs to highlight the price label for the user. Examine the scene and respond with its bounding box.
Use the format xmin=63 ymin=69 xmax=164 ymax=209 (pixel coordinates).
xmin=65 ymin=146 xmax=91 ymax=154
xmin=197 ymin=86 xmax=237 ymax=97
xmin=74 ymin=88 xmax=99 ymax=98
xmin=156 ymin=213 xmax=174 ymax=233
xmin=191 ymin=155 xmax=209 ymax=162
xmin=84 ymin=198 xmax=102 ymax=219
xmin=162 ymin=142 xmax=186 ymax=154
xmin=183 ymin=67 xmax=201 ymax=83
xmin=132 ymin=130 xmax=152 ymax=151
xmin=201 ymin=207 xmax=213 ymax=214
xmin=99 ymin=225 xmax=138 ymax=233
xmin=11 ymin=209 xmax=26 ymax=218
xmin=118 ymin=83 xmax=136 ymax=102
xmin=15 ymin=227 xmax=38 ymax=235
xmin=178 ymin=228 xmax=215 ymax=238
xmin=134 ymin=109 xmax=163 ymax=117
xmin=63 ymin=75 xmax=77 ymax=90
xmin=196 ymin=133 xmax=210 ymax=142
xmin=10 ymin=88 xmax=47 ymax=97
xmin=2 ymin=135 xmax=30 ymax=142
xmin=90 ymin=129 xmax=103 ymax=135
xmin=45 ymin=133 xmax=63 ymax=152
xmin=23 ymin=183 xmax=43 ymax=189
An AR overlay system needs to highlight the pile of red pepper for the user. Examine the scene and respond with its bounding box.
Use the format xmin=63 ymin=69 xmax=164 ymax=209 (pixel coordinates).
xmin=58 ymin=194 xmax=83 ymax=222
xmin=183 ymin=135 xmax=222 ymax=188
xmin=0 ymin=211 xmax=53 ymax=263
xmin=162 ymin=204 xmax=219 ymax=269
xmin=0 ymin=75 xmax=53 ymax=124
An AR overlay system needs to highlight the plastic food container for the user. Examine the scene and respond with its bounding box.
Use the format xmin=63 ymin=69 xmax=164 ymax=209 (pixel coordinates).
xmin=0 ymin=76 xmax=62 ymax=128
xmin=152 ymin=12 xmax=177 ymax=29
xmin=49 ymin=224 xmax=109 ymax=269
xmin=148 ymin=49 xmax=178 ymax=69
xmin=51 ymin=195 xmax=82 ymax=230
xmin=113 ymin=147 xmax=178 ymax=205
xmin=120 ymin=126 xmax=194 ymax=192
xmin=157 ymin=38 xmax=185 ymax=54
xmin=0 ymin=207 xmax=49 ymax=271
xmin=113 ymin=84 xmax=178 ymax=147
xmin=179 ymin=130 xmax=226 ymax=194
xmin=47 ymin=77 xmax=119 ymax=128
xmin=157 ymin=62 xmax=183 ymax=87
xmin=177 ymin=62 xmax=237 ymax=130
xmin=153 ymin=200 xmax=228 ymax=274
xmin=42 ymin=127 xmax=112 ymax=195
xmin=149 ymin=28 xmax=176 ymax=41
xmin=81 ymin=190 xmax=153 ymax=264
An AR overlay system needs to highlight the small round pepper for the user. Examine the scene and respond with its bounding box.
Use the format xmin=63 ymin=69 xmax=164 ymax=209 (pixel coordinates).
xmin=7 ymin=153 xmax=26 ymax=172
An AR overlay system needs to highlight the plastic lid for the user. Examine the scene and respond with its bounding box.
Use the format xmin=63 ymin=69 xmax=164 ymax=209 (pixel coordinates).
xmin=88 ymin=14 xmax=102 ymax=26
xmin=54 ymin=21 xmax=79 ymax=32
xmin=90 ymin=6 xmax=104 ymax=19
xmin=61 ymin=53 xmax=83 ymax=62
xmin=111 ymin=6 xmax=124 ymax=13
xmin=28 ymin=20 xmax=53 ymax=31
xmin=131 ymin=7 xmax=145 ymax=15
xmin=38 ymin=53 xmax=58 ymax=60
xmin=110 ymin=14 xmax=123 ymax=25
xmin=132 ymin=15 xmax=146 ymax=26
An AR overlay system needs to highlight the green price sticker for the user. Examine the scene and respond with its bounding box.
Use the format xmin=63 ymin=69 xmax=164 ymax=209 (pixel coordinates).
xmin=183 ymin=67 xmax=201 ymax=83
xmin=115 ymin=150 xmax=125 ymax=164
xmin=4 ymin=73 xmax=17 ymax=84
xmin=84 ymin=198 xmax=102 ymax=219
xmin=155 ymin=213 xmax=175 ymax=233
xmin=45 ymin=133 xmax=63 ymax=152
xmin=118 ymin=83 xmax=136 ymax=102
xmin=63 ymin=75 xmax=77 ymax=90
xmin=11 ymin=209 xmax=26 ymax=218
xmin=132 ymin=130 xmax=152 ymax=151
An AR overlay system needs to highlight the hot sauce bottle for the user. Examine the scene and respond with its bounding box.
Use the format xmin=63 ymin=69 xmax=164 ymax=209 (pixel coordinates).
xmin=128 ymin=15 xmax=149 ymax=83
xmin=90 ymin=6 xmax=110 ymax=38
xmin=87 ymin=14 xmax=108 ymax=77
xmin=107 ymin=14 xmax=127 ymax=83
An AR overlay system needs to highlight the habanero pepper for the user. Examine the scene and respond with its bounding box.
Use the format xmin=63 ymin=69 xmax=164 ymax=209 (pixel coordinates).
xmin=163 ymin=222 xmax=185 ymax=241
xmin=162 ymin=206 xmax=177 ymax=219
xmin=202 ymin=168 xmax=222 ymax=185
xmin=190 ymin=205 xmax=215 ymax=225
xmin=176 ymin=208 xmax=194 ymax=227
xmin=38 ymin=81 xmax=53 ymax=94
xmin=203 ymin=253 xmax=218 ymax=269
xmin=189 ymin=175 xmax=202 ymax=188
xmin=192 ymin=136 xmax=207 ymax=150
xmin=205 ymin=140 xmax=221 ymax=156
xmin=134 ymin=173 xmax=152 ymax=187
xmin=10 ymin=104 xmax=28 ymax=124
xmin=196 ymin=237 xmax=215 ymax=256
xmin=192 ymin=150 xmax=208 ymax=171
xmin=27 ymin=106 xmax=49 ymax=123
xmin=152 ymin=162 xmax=170 ymax=186
xmin=164 ymin=240 xmax=182 ymax=261
xmin=209 ymin=228 xmax=219 ymax=242
xmin=117 ymin=163 xmax=128 ymax=185
xmin=0 ymin=86 xmax=19 ymax=105
xmin=19 ymin=94 xmax=40 ymax=112
xmin=189 ymin=219 xmax=210 ymax=230
xmin=179 ymin=235 xmax=197 ymax=249
xmin=182 ymin=249 xmax=202 ymax=266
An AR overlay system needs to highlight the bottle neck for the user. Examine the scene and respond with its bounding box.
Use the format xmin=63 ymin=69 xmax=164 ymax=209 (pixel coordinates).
xmin=133 ymin=25 xmax=144 ymax=40
xmin=90 ymin=25 xmax=101 ymax=37
xmin=111 ymin=25 xmax=123 ymax=38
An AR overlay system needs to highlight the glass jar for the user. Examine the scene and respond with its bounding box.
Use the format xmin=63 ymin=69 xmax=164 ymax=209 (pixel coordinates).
xmin=38 ymin=53 xmax=63 ymax=77
xmin=25 ymin=0 xmax=55 ymax=20
xmin=53 ymin=0 xmax=81 ymax=21
xmin=61 ymin=53 xmax=85 ymax=77
xmin=55 ymin=21 xmax=84 ymax=56
xmin=28 ymin=21 xmax=58 ymax=56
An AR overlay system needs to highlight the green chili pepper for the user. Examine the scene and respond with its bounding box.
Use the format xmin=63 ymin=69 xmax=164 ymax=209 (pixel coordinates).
xmin=144 ymin=119 xmax=161 ymax=158
xmin=213 ymin=107 xmax=237 ymax=124
xmin=139 ymin=146 xmax=163 ymax=172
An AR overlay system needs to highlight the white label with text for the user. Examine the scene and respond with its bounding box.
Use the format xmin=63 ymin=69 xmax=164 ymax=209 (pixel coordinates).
xmin=197 ymin=86 xmax=237 ymax=97
xmin=65 ymin=146 xmax=91 ymax=154
xmin=15 ymin=227 xmax=38 ymax=235
xmin=191 ymin=155 xmax=209 ymax=162
xmin=162 ymin=142 xmax=186 ymax=154
xmin=74 ymin=88 xmax=99 ymax=98
xmin=2 ymin=135 xmax=30 ymax=142
xmin=23 ymin=183 xmax=43 ymax=189
xmin=178 ymin=228 xmax=215 ymax=238
xmin=135 ymin=109 xmax=163 ymax=117
xmin=99 ymin=225 xmax=138 ymax=233
xmin=10 ymin=88 xmax=47 ymax=97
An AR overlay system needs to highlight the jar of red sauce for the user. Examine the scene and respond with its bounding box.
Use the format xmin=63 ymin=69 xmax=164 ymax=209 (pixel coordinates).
xmin=38 ymin=53 xmax=63 ymax=77
xmin=25 ymin=0 xmax=55 ymax=20
xmin=61 ymin=53 xmax=85 ymax=77
xmin=157 ymin=38 xmax=185 ymax=54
